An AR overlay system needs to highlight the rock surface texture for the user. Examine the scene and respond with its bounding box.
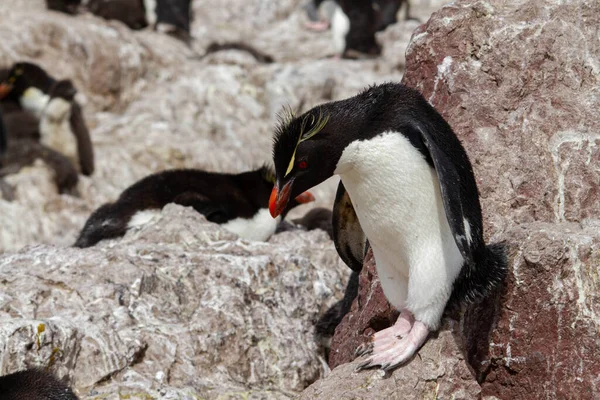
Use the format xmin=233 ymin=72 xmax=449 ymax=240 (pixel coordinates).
xmin=0 ymin=205 xmax=349 ymax=398
xmin=316 ymin=0 xmax=600 ymax=399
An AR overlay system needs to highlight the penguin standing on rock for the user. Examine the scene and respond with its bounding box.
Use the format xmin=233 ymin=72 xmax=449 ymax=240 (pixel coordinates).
xmin=0 ymin=368 xmax=78 ymax=400
xmin=75 ymin=165 xmax=315 ymax=248
xmin=270 ymin=83 xmax=507 ymax=371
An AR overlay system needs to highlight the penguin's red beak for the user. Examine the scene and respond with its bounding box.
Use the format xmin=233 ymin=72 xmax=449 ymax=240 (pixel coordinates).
xmin=295 ymin=191 xmax=315 ymax=204
xmin=270 ymin=181 xmax=293 ymax=218
xmin=0 ymin=83 xmax=12 ymax=99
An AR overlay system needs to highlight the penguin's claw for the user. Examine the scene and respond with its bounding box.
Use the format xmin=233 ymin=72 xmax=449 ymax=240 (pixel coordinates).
xmin=354 ymin=321 xmax=429 ymax=373
xmin=354 ymin=342 xmax=373 ymax=357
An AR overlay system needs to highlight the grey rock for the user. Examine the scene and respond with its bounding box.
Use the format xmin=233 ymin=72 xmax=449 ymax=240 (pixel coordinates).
xmin=0 ymin=205 xmax=349 ymax=398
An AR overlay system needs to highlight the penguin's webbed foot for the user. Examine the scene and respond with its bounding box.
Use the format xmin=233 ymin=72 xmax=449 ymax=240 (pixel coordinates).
xmin=304 ymin=20 xmax=330 ymax=32
xmin=355 ymin=309 xmax=414 ymax=357
xmin=354 ymin=312 xmax=428 ymax=372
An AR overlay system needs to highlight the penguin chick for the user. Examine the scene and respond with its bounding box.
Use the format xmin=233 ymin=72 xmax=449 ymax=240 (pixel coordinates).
xmin=270 ymin=82 xmax=507 ymax=372
xmin=74 ymin=165 xmax=315 ymax=248
xmin=292 ymin=207 xmax=333 ymax=239
xmin=0 ymin=368 xmax=78 ymax=400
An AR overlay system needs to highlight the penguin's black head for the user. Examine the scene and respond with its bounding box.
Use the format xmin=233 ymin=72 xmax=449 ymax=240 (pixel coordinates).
xmin=270 ymin=105 xmax=342 ymax=218
xmin=0 ymin=62 xmax=53 ymax=99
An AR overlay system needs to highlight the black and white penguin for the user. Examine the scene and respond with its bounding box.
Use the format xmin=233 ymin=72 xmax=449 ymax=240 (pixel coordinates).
xmin=270 ymin=82 xmax=507 ymax=371
xmin=0 ymin=62 xmax=94 ymax=176
xmin=331 ymin=0 xmax=381 ymax=58
xmin=308 ymin=0 xmax=416 ymax=58
xmin=0 ymin=368 xmax=78 ymax=400
xmin=74 ymin=165 xmax=315 ymax=248
xmin=46 ymin=0 xmax=82 ymax=15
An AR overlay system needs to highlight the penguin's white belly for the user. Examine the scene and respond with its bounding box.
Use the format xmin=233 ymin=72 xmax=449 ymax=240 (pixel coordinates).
xmin=221 ymin=208 xmax=281 ymax=242
xmin=40 ymin=98 xmax=79 ymax=167
xmin=331 ymin=5 xmax=349 ymax=54
xmin=335 ymin=131 xmax=464 ymax=328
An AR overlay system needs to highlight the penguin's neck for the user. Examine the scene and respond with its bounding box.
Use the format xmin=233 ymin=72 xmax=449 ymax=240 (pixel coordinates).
xmin=19 ymin=87 xmax=50 ymax=119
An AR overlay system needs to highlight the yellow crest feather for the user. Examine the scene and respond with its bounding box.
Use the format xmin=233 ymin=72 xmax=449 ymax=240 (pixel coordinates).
xmin=285 ymin=108 xmax=329 ymax=177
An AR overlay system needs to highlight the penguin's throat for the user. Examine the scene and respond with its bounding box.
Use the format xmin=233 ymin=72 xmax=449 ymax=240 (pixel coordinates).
xmin=20 ymin=87 xmax=50 ymax=119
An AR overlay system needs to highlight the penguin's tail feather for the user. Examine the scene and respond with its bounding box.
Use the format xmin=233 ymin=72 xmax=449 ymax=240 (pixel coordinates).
xmin=450 ymin=242 xmax=508 ymax=305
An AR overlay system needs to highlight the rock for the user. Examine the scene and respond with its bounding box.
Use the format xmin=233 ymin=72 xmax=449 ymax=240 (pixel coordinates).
xmin=320 ymin=0 xmax=600 ymax=398
xmin=302 ymin=325 xmax=481 ymax=400
xmin=0 ymin=204 xmax=349 ymax=398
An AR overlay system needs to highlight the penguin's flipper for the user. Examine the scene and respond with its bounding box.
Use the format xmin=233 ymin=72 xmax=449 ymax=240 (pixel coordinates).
xmin=70 ymin=102 xmax=94 ymax=176
xmin=332 ymin=181 xmax=367 ymax=272
xmin=412 ymin=122 xmax=484 ymax=267
xmin=173 ymin=192 xmax=230 ymax=224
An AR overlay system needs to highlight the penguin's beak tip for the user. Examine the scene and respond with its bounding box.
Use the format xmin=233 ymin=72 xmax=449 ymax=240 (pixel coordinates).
xmin=269 ymin=181 xmax=295 ymax=218
xmin=269 ymin=186 xmax=280 ymax=218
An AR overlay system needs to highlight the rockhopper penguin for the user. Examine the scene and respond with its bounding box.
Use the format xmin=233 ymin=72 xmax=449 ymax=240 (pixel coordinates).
xmin=0 ymin=62 xmax=94 ymax=176
xmin=75 ymin=165 xmax=314 ymax=248
xmin=0 ymin=368 xmax=78 ymax=400
xmin=270 ymin=83 xmax=507 ymax=371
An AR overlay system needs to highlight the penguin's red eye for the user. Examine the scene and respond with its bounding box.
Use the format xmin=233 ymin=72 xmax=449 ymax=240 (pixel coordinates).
xmin=298 ymin=160 xmax=308 ymax=169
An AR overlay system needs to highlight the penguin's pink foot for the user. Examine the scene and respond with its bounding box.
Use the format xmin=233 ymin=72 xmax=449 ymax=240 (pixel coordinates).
xmin=354 ymin=320 xmax=429 ymax=372
xmin=355 ymin=310 xmax=414 ymax=357
xmin=304 ymin=20 xmax=330 ymax=31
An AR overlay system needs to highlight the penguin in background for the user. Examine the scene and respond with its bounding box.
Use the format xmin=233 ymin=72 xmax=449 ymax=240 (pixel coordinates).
xmin=307 ymin=0 xmax=417 ymax=58
xmin=0 ymin=62 xmax=95 ymax=176
xmin=46 ymin=0 xmax=82 ymax=15
xmin=270 ymin=82 xmax=507 ymax=371
xmin=0 ymin=109 xmax=7 ymax=163
xmin=0 ymin=368 xmax=78 ymax=400
xmin=86 ymin=0 xmax=148 ymax=30
xmin=74 ymin=165 xmax=315 ymax=248
xmin=151 ymin=0 xmax=193 ymax=43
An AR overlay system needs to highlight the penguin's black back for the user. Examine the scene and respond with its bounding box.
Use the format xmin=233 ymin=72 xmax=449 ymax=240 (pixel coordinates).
xmin=0 ymin=369 xmax=78 ymax=400
xmin=156 ymin=0 xmax=192 ymax=33
xmin=0 ymin=109 xmax=7 ymax=159
xmin=74 ymin=167 xmax=280 ymax=248
xmin=87 ymin=0 xmax=148 ymax=30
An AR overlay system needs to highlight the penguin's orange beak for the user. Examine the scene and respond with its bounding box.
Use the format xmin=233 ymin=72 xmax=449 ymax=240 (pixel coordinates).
xmin=270 ymin=181 xmax=293 ymax=218
xmin=270 ymin=179 xmax=314 ymax=218
xmin=295 ymin=191 xmax=315 ymax=204
xmin=0 ymin=83 xmax=12 ymax=99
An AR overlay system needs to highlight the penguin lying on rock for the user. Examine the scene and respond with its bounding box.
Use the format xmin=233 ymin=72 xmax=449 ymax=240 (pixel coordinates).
xmin=0 ymin=368 xmax=78 ymax=400
xmin=270 ymin=82 xmax=507 ymax=371
xmin=0 ymin=62 xmax=94 ymax=176
xmin=75 ymin=165 xmax=314 ymax=248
